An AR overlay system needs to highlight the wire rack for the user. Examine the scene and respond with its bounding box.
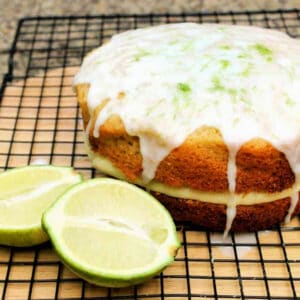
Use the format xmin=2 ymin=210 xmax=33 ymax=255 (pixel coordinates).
xmin=0 ymin=9 xmax=300 ymax=300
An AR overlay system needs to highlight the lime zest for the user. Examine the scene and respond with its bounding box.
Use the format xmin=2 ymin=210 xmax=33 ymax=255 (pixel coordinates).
xmin=241 ymin=63 xmax=253 ymax=77
xmin=252 ymin=43 xmax=273 ymax=61
xmin=284 ymin=94 xmax=296 ymax=106
xmin=210 ymin=76 xmax=225 ymax=92
xmin=220 ymin=59 xmax=230 ymax=69
xmin=219 ymin=44 xmax=231 ymax=50
xmin=177 ymin=82 xmax=191 ymax=93
xmin=134 ymin=48 xmax=152 ymax=61
xmin=181 ymin=40 xmax=194 ymax=51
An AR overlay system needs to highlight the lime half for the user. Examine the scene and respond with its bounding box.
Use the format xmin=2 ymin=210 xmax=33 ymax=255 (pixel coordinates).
xmin=43 ymin=178 xmax=180 ymax=287
xmin=0 ymin=165 xmax=82 ymax=247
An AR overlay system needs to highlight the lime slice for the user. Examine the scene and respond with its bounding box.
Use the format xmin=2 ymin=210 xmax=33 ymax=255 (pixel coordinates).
xmin=43 ymin=178 xmax=180 ymax=287
xmin=0 ymin=165 xmax=82 ymax=247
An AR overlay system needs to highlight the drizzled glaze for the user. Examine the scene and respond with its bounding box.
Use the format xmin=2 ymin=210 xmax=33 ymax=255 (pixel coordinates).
xmin=74 ymin=23 xmax=300 ymax=232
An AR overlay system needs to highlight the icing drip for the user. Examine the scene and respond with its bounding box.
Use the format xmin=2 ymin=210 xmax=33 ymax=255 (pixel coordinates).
xmin=284 ymin=143 xmax=300 ymax=223
xmin=285 ymin=189 xmax=298 ymax=224
xmin=224 ymin=148 xmax=238 ymax=237
xmin=138 ymin=134 xmax=171 ymax=183
xmin=74 ymin=23 xmax=300 ymax=232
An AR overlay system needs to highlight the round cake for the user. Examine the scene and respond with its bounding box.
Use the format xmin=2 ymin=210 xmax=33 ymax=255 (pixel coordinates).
xmin=73 ymin=23 xmax=300 ymax=233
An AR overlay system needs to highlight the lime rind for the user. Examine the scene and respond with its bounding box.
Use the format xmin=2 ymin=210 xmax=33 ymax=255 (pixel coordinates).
xmin=46 ymin=230 xmax=175 ymax=287
xmin=44 ymin=220 xmax=177 ymax=276
xmin=0 ymin=226 xmax=49 ymax=247
xmin=42 ymin=178 xmax=180 ymax=287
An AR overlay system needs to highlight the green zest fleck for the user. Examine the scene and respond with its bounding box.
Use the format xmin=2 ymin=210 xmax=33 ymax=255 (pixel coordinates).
xmin=228 ymin=88 xmax=237 ymax=97
xmin=239 ymin=88 xmax=252 ymax=108
xmin=228 ymin=88 xmax=238 ymax=104
xmin=171 ymin=95 xmax=191 ymax=119
xmin=177 ymin=82 xmax=191 ymax=93
xmin=172 ymin=96 xmax=180 ymax=105
xmin=252 ymin=43 xmax=273 ymax=62
xmin=134 ymin=48 xmax=151 ymax=61
xmin=210 ymin=76 xmax=225 ymax=92
xmin=240 ymin=95 xmax=252 ymax=107
xmin=284 ymin=94 xmax=296 ymax=106
xmin=181 ymin=40 xmax=194 ymax=51
xmin=220 ymin=59 xmax=230 ymax=69
xmin=241 ymin=63 xmax=253 ymax=77
xmin=219 ymin=45 xmax=231 ymax=50
xmin=209 ymin=77 xmax=252 ymax=107
xmin=238 ymin=52 xmax=251 ymax=60
xmin=233 ymin=117 xmax=240 ymax=126
xmin=200 ymin=61 xmax=209 ymax=72
xmin=146 ymin=105 xmax=156 ymax=116
xmin=288 ymin=66 xmax=296 ymax=80
xmin=146 ymin=100 xmax=162 ymax=116
xmin=169 ymin=39 xmax=179 ymax=45
xmin=155 ymin=113 xmax=164 ymax=120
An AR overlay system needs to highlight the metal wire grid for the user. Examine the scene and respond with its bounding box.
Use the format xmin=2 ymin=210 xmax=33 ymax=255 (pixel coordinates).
xmin=0 ymin=9 xmax=300 ymax=300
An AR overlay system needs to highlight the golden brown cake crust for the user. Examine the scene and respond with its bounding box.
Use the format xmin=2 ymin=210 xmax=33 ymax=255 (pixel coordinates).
xmin=153 ymin=192 xmax=300 ymax=231
xmin=74 ymin=83 xmax=295 ymax=194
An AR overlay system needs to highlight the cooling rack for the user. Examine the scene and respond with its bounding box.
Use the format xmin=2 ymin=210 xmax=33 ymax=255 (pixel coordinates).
xmin=0 ymin=9 xmax=300 ymax=300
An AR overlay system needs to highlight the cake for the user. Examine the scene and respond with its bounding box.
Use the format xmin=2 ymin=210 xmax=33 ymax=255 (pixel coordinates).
xmin=73 ymin=23 xmax=300 ymax=233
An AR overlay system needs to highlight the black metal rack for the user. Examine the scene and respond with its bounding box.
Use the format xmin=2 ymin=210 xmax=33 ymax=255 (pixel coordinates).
xmin=0 ymin=9 xmax=300 ymax=300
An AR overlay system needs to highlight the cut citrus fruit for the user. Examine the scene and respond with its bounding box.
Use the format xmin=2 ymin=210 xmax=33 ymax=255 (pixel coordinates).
xmin=42 ymin=178 xmax=180 ymax=287
xmin=0 ymin=165 xmax=82 ymax=247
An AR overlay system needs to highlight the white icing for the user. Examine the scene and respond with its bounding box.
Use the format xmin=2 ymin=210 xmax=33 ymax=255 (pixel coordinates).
xmin=211 ymin=232 xmax=257 ymax=258
xmin=211 ymin=231 xmax=276 ymax=259
xmin=224 ymin=147 xmax=238 ymax=236
xmin=285 ymin=191 xmax=298 ymax=224
xmin=74 ymin=23 xmax=300 ymax=232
